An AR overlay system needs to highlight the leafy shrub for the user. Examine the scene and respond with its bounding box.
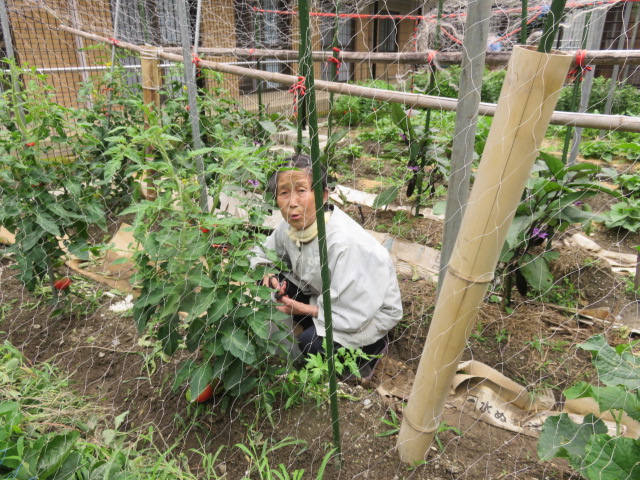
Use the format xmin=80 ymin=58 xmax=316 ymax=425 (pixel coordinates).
xmin=602 ymin=198 xmax=640 ymax=233
xmin=500 ymin=153 xmax=619 ymax=301
xmin=0 ymin=61 xmax=109 ymax=294
xmin=413 ymin=65 xmax=461 ymax=99
xmin=538 ymin=335 xmax=640 ymax=480
xmin=331 ymin=80 xmax=395 ymax=126
xmin=480 ymin=68 xmax=507 ymax=104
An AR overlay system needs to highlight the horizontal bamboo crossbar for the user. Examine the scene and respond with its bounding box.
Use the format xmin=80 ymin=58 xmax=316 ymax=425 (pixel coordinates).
xmin=162 ymin=46 xmax=640 ymax=67
xmin=59 ymin=25 xmax=640 ymax=133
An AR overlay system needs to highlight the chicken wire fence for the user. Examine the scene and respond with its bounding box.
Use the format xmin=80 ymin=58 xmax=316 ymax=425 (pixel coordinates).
xmin=1 ymin=0 xmax=639 ymax=479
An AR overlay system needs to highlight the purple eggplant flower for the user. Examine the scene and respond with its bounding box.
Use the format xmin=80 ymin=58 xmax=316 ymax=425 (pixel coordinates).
xmin=574 ymin=201 xmax=583 ymax=207
xmin=408 ymin=165 xmax=419 ymax=172
xmin=247 ymin=179 xmax=259 ymax=187
xmin=531 ymin=227 xmax=548 ymax=240
xmin=399 ymin=133 xmax=407 ymax=142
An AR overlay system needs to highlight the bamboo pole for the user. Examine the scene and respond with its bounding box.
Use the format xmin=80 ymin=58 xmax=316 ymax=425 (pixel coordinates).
xmin=161 ymin=46 xmax=640 ymax=66
xmin=59 ymin=25 xmax=640 ymax=133
xmin=438 ymin=0 xmax=492 ymax=296
xmin=139 ymin=48 xmax=162 ymax=200
xmin=396 ymin=45 xmax=572 ymax=464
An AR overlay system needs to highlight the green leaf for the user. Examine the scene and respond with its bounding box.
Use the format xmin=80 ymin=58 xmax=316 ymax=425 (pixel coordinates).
xmin=37 ymin=431 xmax=81 ymax=478
xmin=258 ymin=120 xmax=278 ymax=134
xmin=540 ymin=152 xmax=565 ymax=178
xmin=189 ymin=363 xmax=213 ymax=401
xmin=579 ymin=335 xmax=640 ymax=391
xmin=185 ymin=318 xmax=206 ymax=352
xmin=35 ymin=212 xmax=61 ymax=237
xmin=432 ymin=201 xmax=446 ymax=216
xmin=582 ymin=435 xmax=640 ymax=480
xmin=221 ymin=328 xmax=256 ymax=364
xmin=373 ymin=186 xmax=400 ymax=209
xmin=518 ymin=254 xmax=553 ymax=292
xmin=538 ymin=413 xmax=608 ymax=463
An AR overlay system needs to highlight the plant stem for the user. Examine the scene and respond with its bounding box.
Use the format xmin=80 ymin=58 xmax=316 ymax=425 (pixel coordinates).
xmin=537 ymin=0 xmax=566 ymax=53
xmin=298 ymin=0 xmax=341 ymax=464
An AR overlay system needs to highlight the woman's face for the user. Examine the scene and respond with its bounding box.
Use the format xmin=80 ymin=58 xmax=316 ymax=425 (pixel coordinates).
xmin=276 ymin=170 xmax=327 ymax=231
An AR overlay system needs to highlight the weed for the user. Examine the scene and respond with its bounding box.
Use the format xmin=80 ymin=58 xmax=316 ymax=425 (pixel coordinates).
xmin=494 ymin=328 xmax=510 ymax=344
xmin=470 ymin=322 xmax=488 ymax=343
xmin=376 ymin=408 xmax=401 ymax=437
xmin=434 ymin=421 xmax=462 ymax=451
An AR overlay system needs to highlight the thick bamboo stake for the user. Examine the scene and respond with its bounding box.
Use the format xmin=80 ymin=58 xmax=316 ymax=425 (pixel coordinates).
xmin=396 ymin=45 xmax=572 ymax=464
xmin=58 ymin=25 xmax=640 ymax=133
xmin=162 ymin=46 xmax=640 ymax=66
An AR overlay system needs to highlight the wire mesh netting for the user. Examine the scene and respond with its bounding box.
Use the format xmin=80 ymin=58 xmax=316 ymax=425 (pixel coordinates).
xmin=1 ymin=1 xmax=639 ymax=479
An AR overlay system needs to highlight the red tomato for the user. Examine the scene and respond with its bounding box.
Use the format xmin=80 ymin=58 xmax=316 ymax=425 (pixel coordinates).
xmin=25 ymin=142 xmax=36 ymax=147
xmin=185 ymin=105 xmax=191 ymax=112
xmin=53 ymin=277 xmax=72 ymax=290
xmin=200 ymin=227 xmax=210 ymax=233
xmin=194 ymin=384 xmax=213 ymax=403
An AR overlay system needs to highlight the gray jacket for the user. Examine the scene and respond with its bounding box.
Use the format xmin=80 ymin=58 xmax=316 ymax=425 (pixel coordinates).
xmin=250 ymin=206 xmax=403 ymax=348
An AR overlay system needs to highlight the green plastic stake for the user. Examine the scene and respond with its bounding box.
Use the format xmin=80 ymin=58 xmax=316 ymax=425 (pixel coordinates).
xmin=537 ymin=0 xmax=567 ymax=54
xmin=298 ymin=0 xmax=342 ymax=464
xmin=521 ymin=0 xmax=528 ymax=45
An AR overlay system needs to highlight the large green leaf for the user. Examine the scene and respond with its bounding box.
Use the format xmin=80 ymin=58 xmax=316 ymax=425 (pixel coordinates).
xmin=540 ymin=152 xmax=565 ymax=178
xmin=582 ymin=435 xmax=640 ymax=480
xmin=35 ymin=212 xmax=61 ymax=237
xmin=518 ymin=254 xmax=553 ymax=292
xmin=373 ymin=186 xmax=400 ymax=209
xmin=221 ymin=328 xmax=256 ymax=364
xmin=538 ymin=413 xmax=608 ymax=464
xmin=564 ymin=383 xmax=640 ymax=422
xmin=37 ymin=431 xmax=81 ymax=478
xmin=579 ymin=335 xmax=640 ymax=391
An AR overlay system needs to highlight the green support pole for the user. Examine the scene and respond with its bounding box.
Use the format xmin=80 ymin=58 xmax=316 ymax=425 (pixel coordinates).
xmin=538 ymin=0 xmax=566 ymax=54
xmin=327 ymin=2 xmax=340 ymax=140
xmin=296 ymin=1 xmax=310 ymax=154
xmin=520 ymin=0 xmax=528 ymax=45
xmin=298 ymin=0 xmax=342 ymax=464
xmin=254 ymin=4 xmax=264 ymax=121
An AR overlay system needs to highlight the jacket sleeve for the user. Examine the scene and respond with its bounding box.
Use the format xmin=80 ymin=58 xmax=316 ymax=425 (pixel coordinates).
xmin=315 ymin=244 xmax=391 ymax=334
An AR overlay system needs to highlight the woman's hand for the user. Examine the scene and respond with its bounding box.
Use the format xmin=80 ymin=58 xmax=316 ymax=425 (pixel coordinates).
xmin=275 ymin=295 xmax=318 ymax=317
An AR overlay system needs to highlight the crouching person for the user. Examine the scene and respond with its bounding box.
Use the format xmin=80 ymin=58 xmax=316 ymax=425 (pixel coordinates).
xmin=250 ymin=154 xmax=403 ymax=380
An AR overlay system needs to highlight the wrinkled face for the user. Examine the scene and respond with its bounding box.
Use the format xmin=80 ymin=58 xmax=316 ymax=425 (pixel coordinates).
xmin=276 ymin=170 xmax=327 ymax=231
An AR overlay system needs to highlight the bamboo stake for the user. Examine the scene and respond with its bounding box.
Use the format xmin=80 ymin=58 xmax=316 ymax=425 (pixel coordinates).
xmin=161 ymin=46 xmax=640 ymax=66
xmin=396 ymin=45 xmax=572 ymax=464
xmin=438 ymin=0 xmax=492 ymax=296
xmin=59 ymin=25 xmax=640 ymax=133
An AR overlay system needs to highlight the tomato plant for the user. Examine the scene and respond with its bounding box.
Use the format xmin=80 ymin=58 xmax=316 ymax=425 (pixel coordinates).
xmin=0 ymin=60 xmax=110 ymax=298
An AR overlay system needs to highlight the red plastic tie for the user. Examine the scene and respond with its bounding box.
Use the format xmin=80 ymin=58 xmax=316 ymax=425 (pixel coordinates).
xmin=567 ymin=50 xmax=592 ymax=81
xmin=288 ymin=76 xmax=307 ymax=115
xmin=426 ymin=50 xmax=437 ymax=65
xmin=191 ymin=53 xmax=202 ymax=65
xmin=109 ymin=37 xmax=119 ymax=46
xmin=248 ymin=48 xmax=255 ymax=56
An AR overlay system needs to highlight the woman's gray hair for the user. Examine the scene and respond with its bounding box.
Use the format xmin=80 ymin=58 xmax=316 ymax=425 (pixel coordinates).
xmin=266 ymin=154 xmax=328 ymax=196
